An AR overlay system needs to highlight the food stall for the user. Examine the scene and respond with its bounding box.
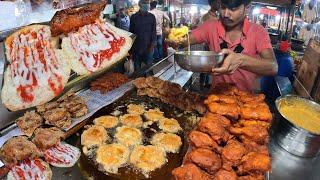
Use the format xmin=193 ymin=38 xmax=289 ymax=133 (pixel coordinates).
xmin=0 ymin=1 xmax=319 ymax=180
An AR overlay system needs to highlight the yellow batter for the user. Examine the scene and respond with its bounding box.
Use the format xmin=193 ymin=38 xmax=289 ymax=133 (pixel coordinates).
xmin=279 ymin=99 xmax=320 ymax=134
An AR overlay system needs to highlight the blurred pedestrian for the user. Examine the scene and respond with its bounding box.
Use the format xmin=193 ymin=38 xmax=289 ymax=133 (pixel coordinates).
xmin=149 ymin=0 xmax=170 ymax=61
xmin=129 ymin=0 xmax=156 ymax=73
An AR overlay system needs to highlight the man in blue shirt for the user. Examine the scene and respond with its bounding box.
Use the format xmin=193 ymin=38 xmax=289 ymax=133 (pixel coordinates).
xmin=129 ymin=0 xmax=156 ymax=72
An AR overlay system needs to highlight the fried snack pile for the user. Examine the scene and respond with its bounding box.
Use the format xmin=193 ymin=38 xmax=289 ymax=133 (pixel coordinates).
xmin=172 ymin=83 xmax=272 ymax=180
xmin=133 ymin=77 xmax=206 ymax=114
xmin=168 ymin=26 xmax=189 ymax=42
xmin=90 ymin=73 xmax=130 ymax=94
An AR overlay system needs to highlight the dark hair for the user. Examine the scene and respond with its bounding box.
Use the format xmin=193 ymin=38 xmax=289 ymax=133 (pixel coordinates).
xmin=150 ymin=1 xmax=158 ymax=8
xmin=221 ymin=0 xmax=251 ymax=9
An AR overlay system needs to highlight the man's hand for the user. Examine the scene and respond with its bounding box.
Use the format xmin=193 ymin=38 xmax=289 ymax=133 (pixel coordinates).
xmin=212 ymin=49 xmax=244 ymax=75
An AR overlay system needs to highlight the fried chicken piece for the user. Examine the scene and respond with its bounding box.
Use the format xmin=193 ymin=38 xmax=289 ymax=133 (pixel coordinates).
xmin=133 ymin=77 xmax=148 ymax=89
xmin=229 ymin=125 xmax=269 ymax=145
xmin=240 ymin=103 xmax=272 ymax=122
xmin=204 ymin=113 xmax=231 ymax=129
xmin=188 ymin=131 xmax=219 ymax=151
xmin=172 ymin=163 xmax=212 ymax=180
xmin=214 ymin=169 xmax=238 ymax=180
xmin=211 ymin=83 xmax=239 ymax=95
xmin=238 ymin=93 xmax=265 ymax=103
xmin=205 ymin=94 xmax=238 ymax=104
xmin=32 ymin=127 xmax=65 ymax=150
xmin=16 ymin=111 xmax=43 ymax=137
xmin=186 ymin=148 xmax=221 ymax=175
xmin=241 ymin=138 xmax=269 ymax=155
xmin=198 ymin=116 xmax=231 ymax=144
xmin=238 ymin=152 xmax=271 ymax=175
xmin=36 ymin=101 xmax=60 ymax=115
xmin=207 ymin=102 xmax=239 ymax=119
xmin=238 ymin=173 xmax=265 ymax=180
xmin=43 ymin=107 xmax=71 ymax=129
xmin=50 ymin=1 xmax=107 ymax=36
xmin=0 ymin=136 xmax=41 ymax=165
xmin=221 ymin=139 xmax=247 ymax=171
xmin=237 ymin=119 xmax=270 ymax=129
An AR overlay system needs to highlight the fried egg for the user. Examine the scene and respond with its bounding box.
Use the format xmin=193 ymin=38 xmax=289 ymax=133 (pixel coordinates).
xmin=95 ymin=143 xmax=130 ymax=174
xmin=150 ymin=133 xmax=182 ymax=153
xmin=144 ymin=108 xmax=164 ymax=122
xmin=129 ymin=145 xmax=167 ymax=175
xmin=81 ymin=125 xmax=109 ymax=154
xmin=158 ymin=118 xmax=182 ymax=133
xmin=115 ymin=126 xmax=142 ymax=147
xmin=94 ymin=116 xmax=119 ymax=129
xmin=120 ymin=114 xmax=143 ymax=128
xmin=127 ymin=104 xmax=145 ymax=115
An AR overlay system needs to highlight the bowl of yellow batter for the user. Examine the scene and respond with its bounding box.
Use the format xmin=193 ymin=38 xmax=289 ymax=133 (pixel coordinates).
xmin=275 ymin=95 xmax=320 ymax=157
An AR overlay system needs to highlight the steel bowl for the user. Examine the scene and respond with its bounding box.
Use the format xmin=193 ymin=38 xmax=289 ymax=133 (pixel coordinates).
xmin=174 ymin=51 xmax=224 ymax=73
xmin=274 ymin=95 xmax=320 ymax=157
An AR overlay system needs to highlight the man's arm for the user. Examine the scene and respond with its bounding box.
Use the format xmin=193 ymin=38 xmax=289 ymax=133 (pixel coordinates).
xmin=241 ymin=48 xmax=278 ymax=76
xmin=212 ymin=48 xmax=278 ymax=76
xmin=163 ymin=12 xmax=170 ymax=23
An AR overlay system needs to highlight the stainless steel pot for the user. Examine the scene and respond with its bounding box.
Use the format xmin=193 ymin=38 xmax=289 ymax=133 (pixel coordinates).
xmin=174 ymin=51 xmax=224 ymax=73
xmin=274 ymin=95 xmax=320 ymax=157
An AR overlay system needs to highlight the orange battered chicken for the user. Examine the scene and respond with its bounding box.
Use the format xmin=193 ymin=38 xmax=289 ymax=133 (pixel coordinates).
xmin=238 ymin=93 xmax=265 ymax=104
xmin=172 ymin=163 xmax=212 ymax=180
xmin=186 ymin=148 xmax=221 ymax=175
xmin=214 ymin=169 xmax=238 ymax=180
xmin=236 ymin=119 xmax=270 ymax=129
xmin=204 ymin=113 xmax=231 ymax=129
xmin=229 ymin=125 xmax=269 ymax=145
xmin=221 ymin=139 xmax=247 ymax=171
xmin=207 ymin=102 xmax=240 ymax=119
xmin=240 ymin=103 xmax=272 ymax=122
xmin=198 ymin=116 xmax=231 ymax=144
xmin=205 ymin=94 xmax=238 ymax=104
xmin=188 ymin=131 xmax=219 ymax=151
xmin=238 ymin=152 xmax=271 ymax=175
xmin=241 ymin=138 xmax=269 ymax=155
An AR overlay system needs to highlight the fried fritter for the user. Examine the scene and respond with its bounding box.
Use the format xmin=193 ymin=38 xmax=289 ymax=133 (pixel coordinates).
xmin=94 ymin=116 xmax=119 ymax=129
xmin=95 ymin=143 xmax=130 ymax=174
xmin=238 ymin=93 xmax=265 ymax=103
xmin=127 ymin=104 xmax=145 ymax=115
xmin=133 ymin=77 xmax=148 ymax=89
xmin=115 ymin=126 xmax=142 ymax=147
xmin=145 ymin=76 xmax=164 ymax=89
xmin=198 ymin=116 xmax=230 ymax=144
xmin=81 ymin=125 xmax=109 ymax=154
xmin=120 ymin=114 xmax=143 ymax=128
xmin=187 ymin=148 xmax=221 ymax=175
xmin=238 ymin=152 xmax=271 ymax=175
xmin=32 ymin=127 xmax=65 ymax=150
xmin=241 ymin=138 xmax=269 ymax=155
xmin=43 ymin=107 xmax=71 ymax=129
xmin=144 ymin=108 xmax=164 ymax=122
xmin=151 ymin=133 xmax=182 ymax=153
xmin=0 ymin=136 xmax=41 ymax=165
xmin=214 ymin=169 xmax=237 ymax=180
xmin=172 ymin=163 xmax=212 ymax=180
xmin=229 ymin=125 xmax=269 ymax=145
xmin=16 ymin=111 xmax=43 ymax=137
xmin=130 ymin=145 xmax=166 ymax=174
xmin=188 ymin=131 xmax=219 ymax=151
xmin=158 ymin=118 xmax=182 ymax=133
xmin=221 ymin=139 xmax=247 ymax=171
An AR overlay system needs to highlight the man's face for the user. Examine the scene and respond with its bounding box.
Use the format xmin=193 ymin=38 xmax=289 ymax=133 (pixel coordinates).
xmin=219 ymin=4 xmax=247 ymax=28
